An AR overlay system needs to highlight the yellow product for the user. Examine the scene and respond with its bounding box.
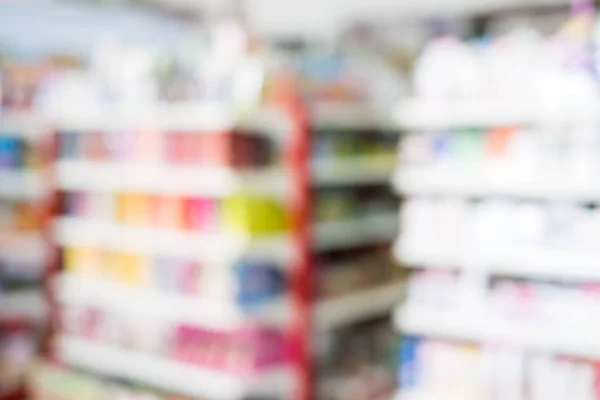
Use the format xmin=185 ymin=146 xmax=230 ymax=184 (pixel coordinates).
xmin=116 ymin=252 xmax=146 ymax=286
xmin=117 ymin=193 xmax=151 ymax=225
xmin=63 ymin=247 xmax=102 ymax=275
xmin=221 ymin=193 xmax=288 ymax=236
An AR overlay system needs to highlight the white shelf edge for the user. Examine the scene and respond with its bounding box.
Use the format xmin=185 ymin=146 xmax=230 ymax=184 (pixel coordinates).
xmin=312 ymin=156 xmax=396 ymax=186
xmin=310 ymin=102 xmax=392 ymax=130
xmin=315 ymin=281 xmax=405 ymax=330
xmin=49 ymin=103 xmax=291 ymax=141
xmin=395 ymin=240 xmax=600 ymax=282
xmin=392 ymin=167 xmax=600 ymax=201
xmin=58 ymin=336 xmax=296 ymax=400
xmin=53 ymin=217 xmax=297 ymax=266
xmin=57 ymin=274 xmax=293 ymax=329
xmin=0 ymin=170 xmax=43 ymax=199
xmin=0 ymin=289 xmax=46 ymax=321
xmin=313 ymin=212 xmax=398 ymax=251
xmin=395 ymin=306 xmax=600 ymax=359
xmin=393 ymin=98 xmax=598 ymax=130
xmin=0 ymin=111 xmax=46 ymax=139
xmin=56 ymin=160 xmax=292 ymax=198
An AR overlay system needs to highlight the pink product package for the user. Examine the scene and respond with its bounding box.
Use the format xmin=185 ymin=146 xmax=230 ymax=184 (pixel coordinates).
xmin=185 ymin=198 xmax=217 ymax=231
xmin=173 ymin=325 xmax=288 ymax=374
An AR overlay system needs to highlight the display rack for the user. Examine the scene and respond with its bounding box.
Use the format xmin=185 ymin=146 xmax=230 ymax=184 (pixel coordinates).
xmin=41 ymin=99 xmax=311 ymax=400
xmin=309 ymin=103 xmax=402 ymax=330
xmin=0 ymin=110 xmax=49 ymax=400
xmin=391 ymin=98 xmax=600 ymax=398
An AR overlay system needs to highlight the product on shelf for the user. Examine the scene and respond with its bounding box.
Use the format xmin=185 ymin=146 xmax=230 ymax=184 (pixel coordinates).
xmin=398 ymin=198 xmax=600 ymax=259
xmin=317 ymin=318 xmax=397 ymax=400
xmin=0 ymin=322 xmax=38 ymax=396
xmin=316 ymin=246 xmax=403 ymax=300
xmin=399 ymin=337 xmax=600 ymax=400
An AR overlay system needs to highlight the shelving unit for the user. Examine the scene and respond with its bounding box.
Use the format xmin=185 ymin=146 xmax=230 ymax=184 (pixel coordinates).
xmin=392 ymin=92 xmax=600 ymax=397
xmin=42 ymin=101 xmax=311 ymax=400
xmin=0 ymin=111 xmax=49 ymax=400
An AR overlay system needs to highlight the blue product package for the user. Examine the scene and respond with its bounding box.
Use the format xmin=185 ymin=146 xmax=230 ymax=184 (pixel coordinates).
xmin=59 ymin=132 xmax=80 ymax=159
xmin=0 ymin=137 xmax=18 ymax=168
xmin=398 ymin=337 xmax=420 ymax=391
xmin=234 ymin=260 xmax=286 ymax=309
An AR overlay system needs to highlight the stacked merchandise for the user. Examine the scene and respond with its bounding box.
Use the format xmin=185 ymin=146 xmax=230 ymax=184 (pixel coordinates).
xmin=299 ymin=51 xmax=405 ymax=400
xmin=0 ymin=58 xmax=50 ymax=399
xmin=392 ymin=7 xmax=600 ymax=400
xmin=400 ymin=338 xmax=600 ymax=400
xmin=31 ymin=21 xmax=309 ymax=400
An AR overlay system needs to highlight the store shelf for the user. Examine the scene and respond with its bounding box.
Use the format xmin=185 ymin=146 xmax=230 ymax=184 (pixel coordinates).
xmin=50 ymin=103 xmax=290 ymax=140
xmin=395 ymin=306 xmax=600 ymax=359
xmin=396 ymin=240 xmax=600 ymax=282
xmin=312 ymin=155 xmax=396 ymax=186
xmin=0 ymin=289 xmax=45 ymax=321
xmin=392 ymin=167 xmax=600 ymax=201
xmin=310 ymin=102 xmax=391 ymax=130
xmin=58 ymin=274 xmax=292 ymax=329
xmin=393 ymin=99 xmax=597 ymax=130
xmin=0 ymin=111 xmax=45 ymax=139
xmin=315 ymin=281 xmax=405 ymax=330
xmin=53 ymin=217 xmax=296 ymax=266
xmin=56 ymin=160 xmax=292 ymax=198
xmin=0 ymin=170 xmax=43 ymax=199
xmin=313 ymin=212 xmax=398 ymax=251
xmin=58 ymin=336 xmax=295 ymax=400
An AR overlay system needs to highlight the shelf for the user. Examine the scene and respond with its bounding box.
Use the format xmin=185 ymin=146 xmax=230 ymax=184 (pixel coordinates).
xmin=393 ymin=99 xmax=597 ymax=130
xmin=396 ymin=240 xmax=600 ymax=282
xmin=310 ymin=102 xmax=391 ymax=130
xmin=315 ymin=282 xmax=405 ymax=330
xmin=312 ymin=156 xmax=396 ymax=186
xmin=392 ymin=167 xmax=600 ymax=201
xmin=395 ymin=306 xmax=600 ymax=359
xmin=0 ymin=110 xmax=45 ymax=139
xmin=56 ymin=160 xmax=292 ymax=198
xmin=49 ymin=103 xmax=291 ymax=141
xmin=0 ymin=170 xmax=43 ymax=200
xmin=0 ymin=289 xmax=45 ymax=321
xmin=54 ymin=217 xmax=296 ymax=266
xmin=313 ymin=212 xmax=397 ymax=251
xmin=58 ymin=336 xmax=295 ymax=400
xmin=58 ymin=274 xmax=292 ymax=330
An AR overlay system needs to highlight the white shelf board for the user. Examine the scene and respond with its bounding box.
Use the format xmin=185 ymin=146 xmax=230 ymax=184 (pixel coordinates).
xmin=54 ymin=217 xmax=296 ymax=266
xmin=0 ymin=170 xmax=43 ymax=199
xmin=58 ymin=274 xmax=292 ymax=330
xmin=395 ymin=306 xmax=600 ymax=359
xmin=315 ymin=282 xmax=405 ymax=330
xmin=312 ymin=155 xmax=396 ymax=186
xmin=393 ymin=167 xmax=600 ymax=201
xmin=313 ymin=212 xmax=398 ymax=251
xmin=395 ymin=240 xmax=600 ymax=282
xmin=58 ymin=336 xmax=296 ymax=400
xmin=0 ymin=289 xmax=46 ymax=321
xmin=50 ymin=103 xmax=291 ymax=141
xmin=393 ymin=99 xmax=597 ymax=130
xmin=311 ymin=102 xmax=392 ymax=130
xmin=56 ymin=160 xmax=292 ymax=198
xmin=0 ymin=111 xmax=46 ymax=139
